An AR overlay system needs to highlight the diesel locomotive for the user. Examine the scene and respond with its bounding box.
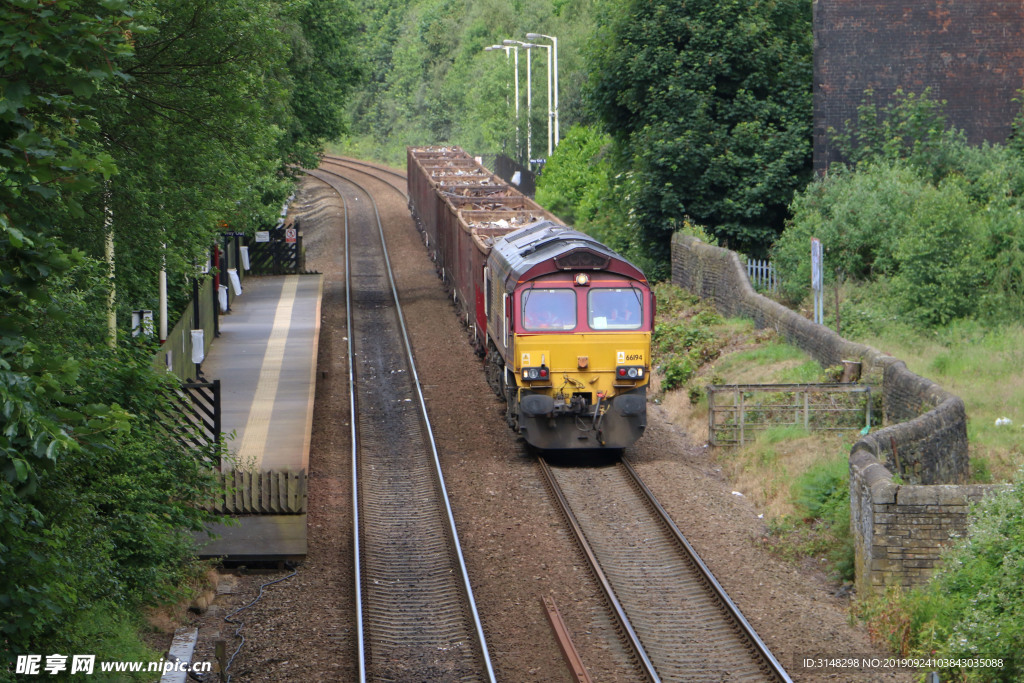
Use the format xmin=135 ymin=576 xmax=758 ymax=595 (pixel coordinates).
xmin=407 ymin=147 xmax=652 ymax=450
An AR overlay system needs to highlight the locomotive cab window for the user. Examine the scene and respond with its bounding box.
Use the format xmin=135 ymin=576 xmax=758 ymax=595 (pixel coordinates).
xmin=588 ymin=288 xmax=643 ymax=330
xmin=522 ymin=289 xmax=576 ymax=331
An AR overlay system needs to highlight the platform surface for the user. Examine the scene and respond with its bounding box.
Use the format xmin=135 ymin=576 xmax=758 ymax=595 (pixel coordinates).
xmin=208 ymin=274 xmax=321 ymax=471
xmin=193 ymin=274 xmax=321 ymax=561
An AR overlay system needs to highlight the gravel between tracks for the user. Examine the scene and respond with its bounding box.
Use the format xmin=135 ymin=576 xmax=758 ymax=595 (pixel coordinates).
xmin=183 ymin=169 xmax=913 ymax=682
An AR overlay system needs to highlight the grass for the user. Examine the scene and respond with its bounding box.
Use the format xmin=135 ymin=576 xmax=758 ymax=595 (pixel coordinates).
xmin=652 ymin=283 xmax=857 ymax=579
xmin=328 ymin=137 xmax=409 ymax=168
xmin=844 ymin=306 xmax=1024 ymax=482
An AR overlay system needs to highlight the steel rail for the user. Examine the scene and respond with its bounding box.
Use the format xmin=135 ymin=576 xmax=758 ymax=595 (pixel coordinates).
xmin=321 ymin=155 xmax=408 ymax=195
xmin=540 ymin=456 xmax=793 ymax=683
xmin=537 ymin=457 xmax=661 ymax=682
xmin=308 ymin=164 xmax=496 ymax=683
xmin=620 ymin=458 xmax=793 ymax=683
xmin=362 ymin=168 xmax=496 ymax=683
xmin=338 ymin=180 xmax=366 ymax=681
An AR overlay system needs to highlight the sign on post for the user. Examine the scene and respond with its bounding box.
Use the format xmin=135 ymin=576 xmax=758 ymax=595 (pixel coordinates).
xmin=811 ymin=238 xmax=823 ymax=325
xmin=285 ymin=227 xmax=297 ymax=244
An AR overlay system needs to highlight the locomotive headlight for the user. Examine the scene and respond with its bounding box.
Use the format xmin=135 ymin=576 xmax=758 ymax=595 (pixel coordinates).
xmin=615 ymin=366 xmax=645 ymax=381
xmin=523 ymin=366 xmax=550 ymax=381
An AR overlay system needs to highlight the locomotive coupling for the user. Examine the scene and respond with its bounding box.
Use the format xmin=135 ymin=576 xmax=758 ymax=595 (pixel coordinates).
xmin=519 ymin=392 xmax=593 ymax=418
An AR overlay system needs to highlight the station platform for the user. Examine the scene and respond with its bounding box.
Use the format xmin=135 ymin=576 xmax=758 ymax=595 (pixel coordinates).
xmin=192 ymin=274 xmax=322 ymax=563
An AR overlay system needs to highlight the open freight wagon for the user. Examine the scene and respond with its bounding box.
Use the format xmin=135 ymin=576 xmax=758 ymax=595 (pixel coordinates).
xmin=407 ymin=147 xmax=556 ymax=353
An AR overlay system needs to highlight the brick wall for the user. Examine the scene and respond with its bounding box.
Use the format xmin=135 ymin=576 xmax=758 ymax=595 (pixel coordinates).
xmin=814 ymin=0 xmax=1024 ymax=172
xmin=671 ymin=233 xmax=1003 ymax=594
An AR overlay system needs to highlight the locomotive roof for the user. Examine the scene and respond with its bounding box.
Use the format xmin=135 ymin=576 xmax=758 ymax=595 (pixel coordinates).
xmin=491 ymin=220 xmax=647 ymax=286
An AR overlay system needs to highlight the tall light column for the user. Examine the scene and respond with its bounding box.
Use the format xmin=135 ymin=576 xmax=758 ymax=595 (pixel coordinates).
xmin=536 ymin=42 xmax=553 ymax=157
xmin=526 ymin=33 xmax=558 ymax=147
xmin=503 ymin=40 xmax=536 ymax=166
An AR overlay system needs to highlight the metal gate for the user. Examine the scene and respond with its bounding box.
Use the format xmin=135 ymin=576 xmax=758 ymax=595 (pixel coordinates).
xmin=249 ymin=221 xmax=305 ymax=275
xmin=707 ymin=382 xmax=872 ymax=447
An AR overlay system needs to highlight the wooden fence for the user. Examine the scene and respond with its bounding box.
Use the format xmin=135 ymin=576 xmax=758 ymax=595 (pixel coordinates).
xmin=249 ymin=221 xmax=308 ymax=275
xmin=157 ymin=379 xmax=221 ymax=451
xmin=208 ymin=469 xmax=307 ymax=514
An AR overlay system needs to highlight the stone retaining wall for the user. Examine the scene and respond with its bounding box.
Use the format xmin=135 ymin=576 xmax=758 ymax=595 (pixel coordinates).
xmin=670 ymin=233 xmax=1001 ymax=594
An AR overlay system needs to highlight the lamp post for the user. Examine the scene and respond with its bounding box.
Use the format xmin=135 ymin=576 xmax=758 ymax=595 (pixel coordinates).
xmin=530 ymin=41 xmax=553 ymax=157
xmin=484 ymin=44 xmax=520 ymax=160
xmin=503 ymin=40 xmax=537 ymax=166
xmin=526 ymin=33 xmax=558 ymax=148
xmin=509 ymin=39 xmax=550 ymax=159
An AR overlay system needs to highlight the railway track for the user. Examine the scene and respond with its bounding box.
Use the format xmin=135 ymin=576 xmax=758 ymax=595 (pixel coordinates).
xmin=539 ymin=457 xmax=792 ymax=683
xmin=305 ymin=164 xmax=494 ymax=682
xmin=321 ymin=154 xmax=408 ymax=196
xmin=314 ymin=155 xmax=788 ymax=681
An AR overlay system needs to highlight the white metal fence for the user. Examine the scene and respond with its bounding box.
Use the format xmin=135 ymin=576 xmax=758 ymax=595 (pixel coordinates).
xmin=745 ymin=258 xmax=777 ymax=293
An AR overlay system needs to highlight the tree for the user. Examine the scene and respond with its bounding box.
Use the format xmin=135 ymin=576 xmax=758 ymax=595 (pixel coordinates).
xmin=0 ymin=0 xmax=143 ymax=657
xmin=280 ymin=0 xmax=365 ymax=168
xmin=587 ymin=0 xmax=814 ymax=259
xmin=0 ymin=0 xmax=366 ymax=665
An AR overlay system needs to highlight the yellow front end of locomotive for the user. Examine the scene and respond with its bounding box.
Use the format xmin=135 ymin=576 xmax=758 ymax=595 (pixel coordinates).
xmin=512 ymin=331 xmax=650 ymax=449
xmin=515 ymin=333 xmax=649 ymax=397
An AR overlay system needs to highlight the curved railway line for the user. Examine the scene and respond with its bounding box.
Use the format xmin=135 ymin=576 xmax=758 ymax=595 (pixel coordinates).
xmin=321 ymin=154 xmax=408 ymax=196
xmin=311 ymin=156 xmax=791 ymax=681
xmin=305 ymin=163 xmax=495 ymax=682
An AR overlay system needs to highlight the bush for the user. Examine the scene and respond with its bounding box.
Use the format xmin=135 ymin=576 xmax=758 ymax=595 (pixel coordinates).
xmin=889 ymin=176 xmax=987 ymax=326
xmin=662 ymin=357 xmax=695 ymax=391
xmin=791 ymin=451 xmax=855 ymax=581
xmin=862 ymin=472 xmax=1024 ymax=681
xmin=651 ymin=283 xmax=700 ymax=318
xmin=535 ymin=125 xmax=613 ymax=226
xmin=772 ymin=161 xmax=929 ymax=302
xmin=921 ymin=476 xmax=1024 ymax=680
xmin=653 ymin=321 xmax=715 ymax=357
xmin=776 ymin=89 xmax=1024 ymax=328
xmin=0 ymin=336 xmax=221 ymax=668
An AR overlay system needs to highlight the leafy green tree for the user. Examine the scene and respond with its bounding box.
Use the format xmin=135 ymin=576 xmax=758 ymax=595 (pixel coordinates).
xmin=280 ymin=0 xmax=365 ymax=168
xmin=587 ymin=0 xmax=814 ymax=258
xmin=1 ymin=0 xmax=365 ymax=666
xmin=889 ymin=177 xmax=987 ymax=326
xmin=86 ymin=0 xmax=294 ymax=318
xmin=57 ymin=0 xmax=365 ymax=324
xmin=536 ymin=124 xmax=613 ymax=225
xmin=771 ymin=162 xmax=924 ymax=300
xmin=0 ymin=0 xmax=142 ymax=658
xmin=832 ymin=88 xmax=968 ymax=182
xmin=343 ymin=0 xmax=601 ymax=163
